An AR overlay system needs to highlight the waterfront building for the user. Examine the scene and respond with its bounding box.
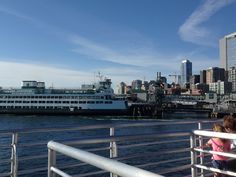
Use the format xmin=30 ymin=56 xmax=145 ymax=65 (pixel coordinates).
xmin=206 ymin=67 xmax=225 ymax=84
xmin=220 ymin=32 xmax=236 ymax=71
xmin=200 ymin=70 xmax=206 ymax=84
xmin=196 ymin=83 xmax=209 ymax=94
xmin=180 ymin=59 xmax=192 ymax=86
xmin=141 ymin=81 xmax=149 ymax=91
xmin=131 ymin=80 xmax=142 ymax=90
xmin=209 ymin=81 xmax=232 ymax=95
xmin=124 ymin=85 xmax=132 ymax=94
xmin=118 ymin=82 xmax=126 ymax=94
xmin=228 ymin=66 xmax=236 ymax=92
xmin=190 ymin=75 xmax=200 ymax=89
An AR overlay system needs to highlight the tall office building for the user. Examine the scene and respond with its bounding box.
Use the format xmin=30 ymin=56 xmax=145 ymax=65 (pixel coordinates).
xmin=220 ymin=32 xmax=236 ymax=71
xmin=200 ymin=70 xmax=206 ymax=84
xmin=190 ymin=75 xmax=200 ymax=89
xmin=228 ymin=66 xmax=236 ymax=92
xmin=180 ymin=59 xmax=192 ymax=86
xmin=206 ymin=67 xmax=225 ymax=84
xmin=131 ymin=80 xmax=142 ymax=90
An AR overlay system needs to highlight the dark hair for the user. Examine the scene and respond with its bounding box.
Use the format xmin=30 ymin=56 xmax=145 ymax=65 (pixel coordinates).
xmin=223 ymin=115 xmax=235 ymax=131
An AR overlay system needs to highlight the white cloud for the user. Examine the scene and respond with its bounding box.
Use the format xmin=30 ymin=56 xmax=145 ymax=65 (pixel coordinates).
xmin=179 ymin=0 xmax=236 ymax=46
xmin=70 ymin=35 xmax=162 ymax=67
xmin=0 ymin=5 xmax=34 ymax=21
xmin=0 ymin=61 xmax=95 ymax=88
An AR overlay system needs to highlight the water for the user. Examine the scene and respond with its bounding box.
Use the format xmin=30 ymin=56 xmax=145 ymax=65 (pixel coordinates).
xmin=0 ymin=113 xmax=214 ymax=177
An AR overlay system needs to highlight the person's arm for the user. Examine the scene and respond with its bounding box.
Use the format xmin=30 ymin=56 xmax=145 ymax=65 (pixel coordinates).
xmin=205 ymin=139 xmax=212 ymax=147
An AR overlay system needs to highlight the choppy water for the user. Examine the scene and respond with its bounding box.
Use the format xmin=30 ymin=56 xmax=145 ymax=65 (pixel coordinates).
xmin=0 ymin=113 xmax=214 ymax=177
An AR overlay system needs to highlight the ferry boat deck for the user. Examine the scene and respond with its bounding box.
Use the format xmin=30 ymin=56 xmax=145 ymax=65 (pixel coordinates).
xmin=0 ymin=120 xmax=236 ymax=177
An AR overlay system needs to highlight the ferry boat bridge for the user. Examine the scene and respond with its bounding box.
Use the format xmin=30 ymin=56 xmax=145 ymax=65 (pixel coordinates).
xmin=0 ymin=120 xmax=236 ymax=177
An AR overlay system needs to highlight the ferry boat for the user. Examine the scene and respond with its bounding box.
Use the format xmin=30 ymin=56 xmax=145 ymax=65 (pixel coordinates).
xmin=0 ymin=78 xmax=128 ymax=115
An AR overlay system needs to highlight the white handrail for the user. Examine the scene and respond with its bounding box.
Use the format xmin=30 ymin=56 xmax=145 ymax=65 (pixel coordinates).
xmin=191 ymin=130 xmax=236 ymax=177
xmin=193 ymin=130 xmax=236 ymax=139
xmin=47 ymin=141 xmax=164 ymax=177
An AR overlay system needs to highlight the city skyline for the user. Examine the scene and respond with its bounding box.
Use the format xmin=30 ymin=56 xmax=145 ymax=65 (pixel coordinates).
xmin=0 ymin=0 xmax=236 ymax=88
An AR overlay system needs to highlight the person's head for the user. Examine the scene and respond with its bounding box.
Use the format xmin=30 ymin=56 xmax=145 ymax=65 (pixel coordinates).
xmin=213 ymin=123 xmax=225 ymax=133
xmin=223 ymin=115 xmax=236 ymax=133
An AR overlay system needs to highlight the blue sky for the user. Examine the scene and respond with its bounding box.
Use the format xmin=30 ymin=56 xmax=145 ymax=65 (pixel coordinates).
xmin=0 ymin=0 xmax=236 ymax=89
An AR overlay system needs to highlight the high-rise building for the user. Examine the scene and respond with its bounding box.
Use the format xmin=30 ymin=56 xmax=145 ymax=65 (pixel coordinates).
xmin=131 ymin=80 xmax=142 ymax=90
xmin=190 ymin=75 xmax=200 ymax=89
xmin=206 ymin=67 xmax=225 ymax=84
xmin=180 ymin=59 xmax=192 ymax=86
xmin=220 ymin=32 xmax=236 ymax=71
xmin=228 ymin=66 xmax=236 ymax=92
xmin=209 ymin=81 xmax=232 ymax=95
xmin=200 ymin=70 xmax=206 ymax=84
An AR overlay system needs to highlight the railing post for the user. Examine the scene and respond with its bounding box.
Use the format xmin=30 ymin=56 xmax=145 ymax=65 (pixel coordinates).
xmin=48 ymin=148 xmax=56 ymax=177
xmin=190 ymin=132 xmax=197 ymax=177
xmin=110 ymin=127 xmax=118 ymax=177
xmin=11 ymin=133 xmax=18 ymax=177
xmin=198 ymin=122 xmax=204 ymax=177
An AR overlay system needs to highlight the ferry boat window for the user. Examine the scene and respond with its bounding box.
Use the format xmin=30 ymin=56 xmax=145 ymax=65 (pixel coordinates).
xmin=101 ymin=96 xmax=104 ymax=99
xmin=39 ymin=96 xmax=42 ymax=99
xmin=87 ymin=101 xmax=95 ymax=104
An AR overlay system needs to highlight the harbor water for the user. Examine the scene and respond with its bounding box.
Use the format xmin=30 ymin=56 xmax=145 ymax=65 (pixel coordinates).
xmin=0 ymin=113 xmax=213 ymax=177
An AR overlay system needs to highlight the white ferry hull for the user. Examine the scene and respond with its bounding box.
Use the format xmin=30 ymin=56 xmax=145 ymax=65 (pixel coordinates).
xmin=0 ymin=107 xmax=129 ymax=115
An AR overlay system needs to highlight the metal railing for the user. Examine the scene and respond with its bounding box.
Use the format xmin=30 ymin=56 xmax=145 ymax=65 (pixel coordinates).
xmin=191 ymin=130 xmax=236 ymax=177
xmin=47 ymin=141 xmax=164 ymax=177
xmin=0 ymin=120 xmax=221 ymax=177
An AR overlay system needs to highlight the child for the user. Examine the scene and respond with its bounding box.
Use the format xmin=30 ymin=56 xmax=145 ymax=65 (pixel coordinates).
xmin=223 ymin=115 xmax=236 ymax=149
xmin=206 ymin=124 xmax=231 ymax=177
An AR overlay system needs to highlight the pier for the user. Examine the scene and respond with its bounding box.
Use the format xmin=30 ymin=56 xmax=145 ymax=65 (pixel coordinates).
xmin=129 ymin=102 xmax=213 ymax=118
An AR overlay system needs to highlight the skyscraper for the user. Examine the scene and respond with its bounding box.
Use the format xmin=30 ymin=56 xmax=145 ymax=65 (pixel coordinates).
xmin=220 ymin=32 xmax=236 ymax=71
xmin=205 ymin=67 xmax=225 ymax=84
xmin=180 ymin=59 xmax=192 ymax=86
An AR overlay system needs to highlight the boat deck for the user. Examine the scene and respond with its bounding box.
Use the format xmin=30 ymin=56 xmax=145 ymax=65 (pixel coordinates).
xmin=0 ymin=120 xmax=236 ymax=177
